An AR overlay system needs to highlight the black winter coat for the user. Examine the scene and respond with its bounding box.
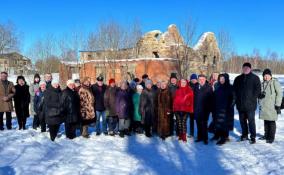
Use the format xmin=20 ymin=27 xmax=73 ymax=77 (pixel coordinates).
xmin=139 ymin=88 xmax=158 ymax=125
xmin=194 ymin=83 xmax=213 ymax=121
xmin=34 ymin=90 xmax=45 ymax=121
xmin=91 ymin=83 xmax=107 ymax=111
xmin=61 ymin=87 xmax=81 ymax=124
xmin=14 ymin=84 xmax=30 ymax=118
xmin=168 ymin=83 xmax=178 ymax=98
xmin=44 ymin=86 xmax=62 ymax=125
xmin=213 ymin=83 xmax=235 ymax=131
xmin=233 ymin=72 xmax=261 ymax=112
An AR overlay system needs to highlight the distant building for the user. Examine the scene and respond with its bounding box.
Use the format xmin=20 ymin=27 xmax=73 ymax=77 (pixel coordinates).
xmin=0 ymin=52 xmax=34 ymax=75
xmin=60 ymin=24 xmax=222 ymax=84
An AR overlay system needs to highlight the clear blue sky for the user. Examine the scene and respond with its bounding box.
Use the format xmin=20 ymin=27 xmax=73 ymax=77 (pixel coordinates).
xmin=0 ymin=0 xmax=283 ymax=56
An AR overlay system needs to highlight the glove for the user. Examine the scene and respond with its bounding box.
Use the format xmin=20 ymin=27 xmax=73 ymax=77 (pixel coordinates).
xmin=275 ymin=106 xmax=281 ymax=114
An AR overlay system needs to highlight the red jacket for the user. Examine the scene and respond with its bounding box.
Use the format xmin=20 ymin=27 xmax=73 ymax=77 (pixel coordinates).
xmin=173 ymin=84 xmax=194 ymax=113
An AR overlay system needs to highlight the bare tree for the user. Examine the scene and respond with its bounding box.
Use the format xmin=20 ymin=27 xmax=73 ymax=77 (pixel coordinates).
xmin=217 ymin=29 xmax=235 ymax=72
xmin=0 ymin=21 xmax=20 ymax=54
xmin=173 ymin=17 xmax=198 ymax=78
xmin=28 ymin=34 xmax=60 ymax=73
xmin=86 ymin=20 xmax=142 ymax=80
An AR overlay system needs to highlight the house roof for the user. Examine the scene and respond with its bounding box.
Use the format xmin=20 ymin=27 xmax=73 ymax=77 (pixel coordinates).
xmin=0 ymin=52 xmax=31 ymax=61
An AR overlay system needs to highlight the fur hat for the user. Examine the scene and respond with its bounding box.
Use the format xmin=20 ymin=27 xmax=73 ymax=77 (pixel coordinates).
xmin=66 ymin=79 xmax=75 ymax=86
xmin=170 ymin=72 xmax=178 ymax=79
xmin=263 ymin=68 xmax=272 ymax=76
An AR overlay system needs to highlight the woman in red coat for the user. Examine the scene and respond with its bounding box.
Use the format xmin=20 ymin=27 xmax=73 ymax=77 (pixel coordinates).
xmin=173 ymin=78 xmax=194 ymax=142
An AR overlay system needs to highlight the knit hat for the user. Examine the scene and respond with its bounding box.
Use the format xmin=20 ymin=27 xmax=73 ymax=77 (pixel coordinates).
xmin=97 ymin=75 xmax=104 ymax=81
xmin=145 ymin=79 xmax=153 ymax=86
xmin=129 ymin=80 xmax=137 ymax=89
xmin=136 ymin=84 xmax=143 ymax=90
xmin=242 ymin=62 xmax=252 ymax=69
xmin=190 ymin=73 xmax=198 ymax=80
xmin=142 ymin=74 xmax=148 ymax=79
xmin=263 ymin=68 xmax=272 ymax=76
xmin=66 ymin=79 xmax=75 ymax=86
xmin=51 ymin=78 xmax=60 ymax=85
xmin=170 ymin=72 xmax=178 ymax=79
xmin=109 ymin=78 xmax=115 ymax=85
xmin=39 ymin=81 xmax=46 ymax=86
xmin=74 ymin=79 xmax=80 ymax=84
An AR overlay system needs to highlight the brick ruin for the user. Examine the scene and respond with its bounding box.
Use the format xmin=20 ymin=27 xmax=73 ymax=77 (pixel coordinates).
xmin=59 ymin=24 xmax=222 ymax=84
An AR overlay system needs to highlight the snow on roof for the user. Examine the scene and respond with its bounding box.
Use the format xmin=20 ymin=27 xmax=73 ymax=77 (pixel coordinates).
xmin=168 ymin=24 xmax=176 ymax=28
xmin=193 ymin=32 xmax=215 ymax=51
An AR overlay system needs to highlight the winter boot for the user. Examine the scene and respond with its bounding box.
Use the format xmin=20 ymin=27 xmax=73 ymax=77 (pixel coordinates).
xmin=119 ymin=130 xmax=125 ymax=138
xmin=182 ymin=133 xmax=187 ymax=142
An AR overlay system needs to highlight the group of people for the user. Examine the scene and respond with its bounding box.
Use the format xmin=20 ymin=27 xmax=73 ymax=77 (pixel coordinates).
xmin=0 ymin=62 xmax=282 ymax=145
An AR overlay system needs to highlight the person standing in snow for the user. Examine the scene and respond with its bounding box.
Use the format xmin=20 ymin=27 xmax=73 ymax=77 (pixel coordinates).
xmin=14 ymin=76 xmax=30 ymax=130
xmin=78 ymin=77 xmax=95 ymax=138
xmin=30 ymin=73 xmax=41 ymax=129
xmin=61 ymin=80 xmax=81 ymax=139
xmin=104 ymin=78 xmax=118 ymax=136
xmin=212 ymin=73 xmax=235 ymax=145
xmin=233 ymin=62 xmax=261 ymax=144
xmin=173 ymin=78 xmax=194 ymax=142
xmin=194 ymin=74 xmax=213 ymax=145
xmin=44 ymin=79 xmax=62 ymax=141
xmin=34 ymin=81 xmax=47 ymax=132
xmin=139 ymin=79 xmax=157 ymax=137
xmin=157 ymin=80 xmax=172 ymax=140
xmin=188 ymin=73 xmax=198 ymax=137
xmin=132 ymin=85 xmax=143 ymax=134
xmin=208 ymin=72 xmax=220 ymax=134
xmin=258 ymin=69 xmax=283 ymax=144
xmin=44 ymin=73 xmax=53 ymax=89
xmin=91 ymin=75 xmax=107 ymax=136
xmin=168 ymin=72 xmax=179 ymax=136
xmin=115 ymin=81 xmax=132 ymax=138
xmin=0 ymin=71 xmax=16 ymax=130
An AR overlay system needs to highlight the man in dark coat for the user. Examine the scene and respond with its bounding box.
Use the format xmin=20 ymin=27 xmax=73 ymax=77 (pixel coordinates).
xmin=139 ymin=79 xmax=157 ymax=137
xmin=14 ymin=76 xmax=30 ymax=130
xmin=104 ymin=78 xmax=118 ymax=136
xmin=233 ymin=62 xmax=261 ymax=144
xmin=44 ymin=79 xmax=62 ymax=141
xmin=140 ymin=74 xmax=149 ymax=89
xmin=44 ymin=73 xmax=52 ymax=89
xmin=91 ymin=75 xmax=107 ymax=135
xmin=194 ymin=74 xmax=213 ymax=145
xmin=61 ymin=80 xmax=81 ymax=139
xmin=188 ymin=73 xmax=198 ymax=137
xmin=212 ymin=74 xmax=235 ymax=145
xmin=168 ymin=72 xmax=178 ymax=136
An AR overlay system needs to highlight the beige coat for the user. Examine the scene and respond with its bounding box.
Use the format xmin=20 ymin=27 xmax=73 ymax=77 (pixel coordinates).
xmin=0 ymin=80 xmax=16 ymax=112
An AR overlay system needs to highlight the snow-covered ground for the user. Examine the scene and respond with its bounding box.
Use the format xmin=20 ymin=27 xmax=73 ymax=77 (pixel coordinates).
xmin=0 ymin=112 xmax=284 ymax=175
xmin=1 ymin=73 xmax=284 ymax=175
